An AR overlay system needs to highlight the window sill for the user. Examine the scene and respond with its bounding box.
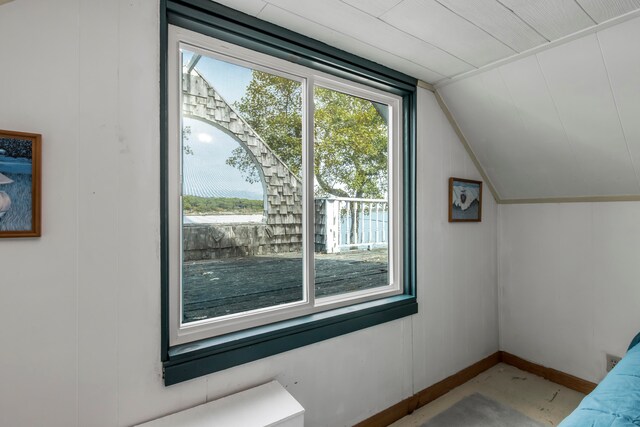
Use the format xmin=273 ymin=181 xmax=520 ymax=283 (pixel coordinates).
xmin=163 ymin=295 xmax=417 ymax=385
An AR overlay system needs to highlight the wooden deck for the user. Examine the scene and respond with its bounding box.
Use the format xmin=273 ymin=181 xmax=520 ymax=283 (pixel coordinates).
xmin=183 ymin=248 xmax=388 ymax=322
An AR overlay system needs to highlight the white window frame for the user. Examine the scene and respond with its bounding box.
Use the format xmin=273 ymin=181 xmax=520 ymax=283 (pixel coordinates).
xmin=168 ymin=26 xmax=403 ymax=346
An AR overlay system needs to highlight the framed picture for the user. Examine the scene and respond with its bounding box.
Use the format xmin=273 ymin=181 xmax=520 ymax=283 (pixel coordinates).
xmin=0 ymin=129 xmax=41 ymax=237
xmin=449 ymin=177 xmax=482 ymax=222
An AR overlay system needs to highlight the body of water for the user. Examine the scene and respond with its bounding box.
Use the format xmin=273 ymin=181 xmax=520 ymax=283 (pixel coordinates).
xmin=0 ymin=156 xmax=33 ymax=231
xmin=0 ymin=157 xmax=31 ymax=174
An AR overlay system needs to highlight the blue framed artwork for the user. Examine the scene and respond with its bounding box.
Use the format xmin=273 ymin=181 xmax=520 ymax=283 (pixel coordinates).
xmin=0 ymin=130 xmax=41 ymax=237
xmin=449 ymin=177 xmax=482 ymax=222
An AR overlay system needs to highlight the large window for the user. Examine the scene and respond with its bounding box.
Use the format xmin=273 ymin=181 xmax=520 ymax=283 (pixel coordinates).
xmin=169 ymin=27 xmax=402 ymax=344
xmin=162 ymin=0 xmax=416 ymax=385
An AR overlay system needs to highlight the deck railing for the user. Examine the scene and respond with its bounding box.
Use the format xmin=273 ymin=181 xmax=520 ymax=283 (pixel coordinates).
xmin=317 ymin=197 xmax=388 ymax=253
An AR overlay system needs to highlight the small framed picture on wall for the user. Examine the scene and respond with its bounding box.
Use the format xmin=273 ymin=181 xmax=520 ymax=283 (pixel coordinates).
xmin=0 ymin=129 xmax=41 ymax=238
xmin=449 ymin=177 xmax=482 ymax=222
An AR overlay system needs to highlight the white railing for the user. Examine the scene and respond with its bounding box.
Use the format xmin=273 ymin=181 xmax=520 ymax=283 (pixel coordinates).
xmin=319 ymin=197 xmax=388 ymax=253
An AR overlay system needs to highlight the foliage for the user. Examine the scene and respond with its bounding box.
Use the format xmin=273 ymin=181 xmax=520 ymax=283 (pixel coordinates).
xmin=313 ymin=87 xmax=388 ymax=198
xmin=183 ymin=125 xmax=193 ymax=155
xmin=182 ymin=196 xmax=263 ymax=215
xmin=230 ymin=70 xmax=388 ymax=198
xmin=229 ymin=71 xmax=302 ymax=183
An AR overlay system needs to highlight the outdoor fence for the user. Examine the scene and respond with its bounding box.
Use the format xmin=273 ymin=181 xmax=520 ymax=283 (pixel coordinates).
xmin=315 ymin=197 xmax=388 ymax=253
xmin=183 ymin=197 xmax=389 ymax=260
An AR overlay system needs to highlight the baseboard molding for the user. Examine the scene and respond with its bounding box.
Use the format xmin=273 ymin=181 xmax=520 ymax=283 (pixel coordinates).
xmin=414 ymin=352 xmax=501 ymax=408
xmin=353 ymin=395 xmax=416 ymax=427
xmin=499 ymin=351 xmax=597 ymax=395
xmin=355 ymin=351 xmax=596 ymax=427
xmin=354 ymin=352 xmax=501 ymax=427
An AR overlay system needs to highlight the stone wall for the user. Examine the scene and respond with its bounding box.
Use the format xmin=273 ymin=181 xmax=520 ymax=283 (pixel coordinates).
xmin=183 ymin=200 xmax=332 ymax=260
xmin=182 ymin=71 xmax=303 ymax=260
xmin=183 ymin=223 xmax=275 ymax=261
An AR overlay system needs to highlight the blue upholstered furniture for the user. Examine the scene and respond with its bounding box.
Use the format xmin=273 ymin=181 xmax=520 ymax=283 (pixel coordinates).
xmin=559 ymin=332 xmax=640 ymax=427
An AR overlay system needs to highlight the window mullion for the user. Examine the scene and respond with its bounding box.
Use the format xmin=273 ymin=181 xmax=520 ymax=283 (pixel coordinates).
xmin=163 ymin=6 xmax=418 ymax=381
xmin=304 ymin=77 xmax=316 ymax=307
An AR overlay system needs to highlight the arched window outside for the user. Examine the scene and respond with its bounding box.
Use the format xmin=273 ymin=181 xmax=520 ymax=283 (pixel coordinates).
xmin=181 ymin=117 xmax=266 ymax=225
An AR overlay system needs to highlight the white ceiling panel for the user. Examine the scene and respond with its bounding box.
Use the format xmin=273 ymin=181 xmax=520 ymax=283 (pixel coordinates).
xmin=439 ymin=74 xmax=515 ymax=198
xmin=439 ymin=18 xmax=640 ymax=200
xmin=263 ymin=0 xmax=473 ymax=77
xmin=380 ymin=0 xmax=516 ymax=67
xmin=340 ymin=0 xmax=403 ymax=18
xmin=445 ymin=66 xmax=584 ymax=199
xmin=214 ymin=0 xmax=640 ymax=83
xmin=214 ymin=0 xmax=267 ymax=16
xmin=536 ymin=33 xmax=639 ymax=195
xmin=499 ymin=0 xmax=595 ymax=40
xmin=577 ymin=0 xmax=640 ymax=23
xmin=597 ymin=16 xmax=640 ymax=183
xmin=211 ymin=0 xmax=640 ymax=199
xmin=257 ymin=4 xmax=445 ymax=82
xmin=497 ymin=56 xmax=584 ymax=198
xmin=436 ymin=0 xmax=549 ymax=52
xmin=476 ymin=69 xmax=548 ymax=198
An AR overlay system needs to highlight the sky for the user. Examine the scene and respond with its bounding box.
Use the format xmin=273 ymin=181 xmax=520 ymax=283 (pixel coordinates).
xmin=182 ymin=49 xmax=252 ymax=105
xmin=180 ymin=47 xmax=390 ymax=202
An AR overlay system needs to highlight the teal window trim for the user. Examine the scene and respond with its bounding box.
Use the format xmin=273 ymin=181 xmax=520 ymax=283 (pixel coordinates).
xmin=160 ymin=0 xmax=417 ymax=385
xmin=164 ymin=296 xmax=417 ymax=385
xmin=166 ymin=0 xmax=415 ymax=94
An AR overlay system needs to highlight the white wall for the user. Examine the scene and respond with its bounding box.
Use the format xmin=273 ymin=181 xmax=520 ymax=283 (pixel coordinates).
xmin=414 ymin=90 xmax=499 ymax=391
xmin=498 ymin=202 xmax=640 ymax=383
xmin=0 ymin=1 xmax=498 ymax=426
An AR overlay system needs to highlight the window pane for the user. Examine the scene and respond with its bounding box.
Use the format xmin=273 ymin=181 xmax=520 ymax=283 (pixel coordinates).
xmin=181 ymin=48 xmax=304 ymax=323
xmin=313 ymin=86 xmax=390 ymax=298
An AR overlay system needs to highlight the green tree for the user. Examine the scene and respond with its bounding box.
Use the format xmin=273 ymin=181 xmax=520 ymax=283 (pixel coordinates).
xmin=228 ymin=71 xmax=303 ymax=183
xmin=230 ymin=70 xmax=388 ymax=198
xmin=183 ymin=125 xmax=193 ymax=155
xmin=313 ymin=86 xmax=388 ymax=199
xmin=229 ymin=70 xmax=389 ymax=243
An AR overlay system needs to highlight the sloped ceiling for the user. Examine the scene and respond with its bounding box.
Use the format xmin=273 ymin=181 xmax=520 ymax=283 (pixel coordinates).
xmin=438 ymin=14 xmax=640 ymax=200
xmin=214 ymin=0 xmax=640 ymax=84
xmin=216 ymin=1 xmax=640 ymax=200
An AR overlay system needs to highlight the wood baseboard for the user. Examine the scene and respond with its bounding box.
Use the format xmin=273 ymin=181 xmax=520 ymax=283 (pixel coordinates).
xmin=354 ymin=352 xmax=501 ymax=427
xmin=499 ymin=351 xmax=597 ymax=395
xmin=355 ymin=351 xmax=596 ymax=427
xmin=414 ymin=352 xmax=501 ymax=408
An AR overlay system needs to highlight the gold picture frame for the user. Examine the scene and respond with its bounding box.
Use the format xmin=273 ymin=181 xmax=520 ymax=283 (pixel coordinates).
xmin=0 ymin=129 xmax=41 ymax=237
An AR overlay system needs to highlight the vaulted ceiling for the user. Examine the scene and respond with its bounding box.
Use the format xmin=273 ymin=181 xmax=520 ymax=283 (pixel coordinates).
xmin=216 ymin=1 xmax=640 ymax=200
xmin=216 ymin=0 xmax=640 ymax=84
xmin=438 ymin=14 xmax=640 ymax=200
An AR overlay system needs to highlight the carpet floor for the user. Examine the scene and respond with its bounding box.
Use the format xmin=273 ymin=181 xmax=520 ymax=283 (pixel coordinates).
xmin=420 ymin=393 xmax=544 ymax=427
xmin=391 ymin=363 xmax=585 ymax=427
